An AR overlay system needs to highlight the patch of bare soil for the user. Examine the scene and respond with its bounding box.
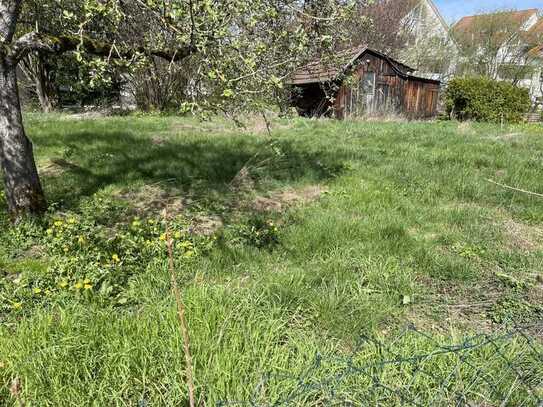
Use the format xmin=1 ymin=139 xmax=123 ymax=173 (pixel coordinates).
xmin=230 ymin=167 xmax=256 ymax=193
xmin=249 ymin=185 xmax=327 ymax=213
xmin=116 ymin=185 xmax=185 ymax=217
xmin=502 ymin=218 xmax=543 ymax=252
xmin=190 ymin=215 xmax=223 ymax=236
xmin=116 ymin=185 xmax=224 ymax=235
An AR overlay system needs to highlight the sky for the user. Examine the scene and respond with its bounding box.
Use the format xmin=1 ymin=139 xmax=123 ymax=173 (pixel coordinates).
xmin=434 ymin=0 xmax=542 ymax=23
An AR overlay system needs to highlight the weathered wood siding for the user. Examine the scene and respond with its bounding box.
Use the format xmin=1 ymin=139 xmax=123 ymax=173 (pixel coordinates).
xmin=334 ymin=51 xmax=440 ymax=120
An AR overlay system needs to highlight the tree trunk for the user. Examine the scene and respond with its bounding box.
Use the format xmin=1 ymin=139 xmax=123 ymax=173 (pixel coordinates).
xmin=19 ymin=54 xmax=57 ymax=113
xmin=0 ymin=57 xmax=47 ymax=220
xmin=34 ymin=54 xmax=56 ymax=113
xmin=36 ymin=79 xmax=54 ymax=113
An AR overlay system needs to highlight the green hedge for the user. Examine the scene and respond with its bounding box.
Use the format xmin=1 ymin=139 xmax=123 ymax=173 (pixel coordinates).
xmin=445 ymin=77 xmax=530 ymax=123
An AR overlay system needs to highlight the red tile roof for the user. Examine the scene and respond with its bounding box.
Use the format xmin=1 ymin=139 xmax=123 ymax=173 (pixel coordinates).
xmin=453 ymin=9 xmax=538 ymax=34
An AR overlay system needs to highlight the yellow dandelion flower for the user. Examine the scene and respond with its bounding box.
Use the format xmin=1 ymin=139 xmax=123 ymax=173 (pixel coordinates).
xmin=112 ymin=254 xmax=120 ymax=263
xmin=83 ymin=278 xmax=91 ymax=285
xmin=174 ymin=231 xmax=182 ymax=239
xmin=54 ymin=220 xmax=63 ymax=227
xmin=84 ymin=284 xmax=93 ymax=290
xmin=68 ymin=217 xmax=76 ymax=224
xmin=159 ymin=233 xmax=167 ymax=241
xmin=59 ymin=281 xmax=68 ymax=288
xmin=12 ymin=302 xmax=22 ymax=310
xmin=33 ymin=287 xmax=42 ymax=295
xmin=74 ymin=282 xmax=83 ymax=290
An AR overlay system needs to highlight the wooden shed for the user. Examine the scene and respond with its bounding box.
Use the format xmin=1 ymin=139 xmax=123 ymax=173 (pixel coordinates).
xmin=287 ymin=45 xmax=441 ymax=119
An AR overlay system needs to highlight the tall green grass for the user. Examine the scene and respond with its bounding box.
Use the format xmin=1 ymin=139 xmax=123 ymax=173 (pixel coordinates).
xmin=1 ymin=114 xmax=542 ymax=405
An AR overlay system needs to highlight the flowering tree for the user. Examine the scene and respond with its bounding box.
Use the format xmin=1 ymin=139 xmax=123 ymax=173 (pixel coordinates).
xmin=454 ymin=9 xmax=543 ymax=83
xmin=0 ymin=0 xmax=354 ymax=221
xmin=348 ymin=0 xmax=418 ymax=54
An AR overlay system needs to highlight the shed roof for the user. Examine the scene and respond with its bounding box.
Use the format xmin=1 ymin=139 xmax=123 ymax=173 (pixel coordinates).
xmin=287 ymin=45 xmax=417 ymax=85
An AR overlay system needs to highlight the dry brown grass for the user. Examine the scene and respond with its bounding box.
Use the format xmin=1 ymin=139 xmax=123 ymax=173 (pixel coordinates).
xmin=456 ymin=121 xmax=476 ymax=136
xmin=39 ymin=158 xmax=84 ymax=177
xmin=249 ymin=185 xmax=327 ymax=213
xmin=190 ymin=215 xmax=223 ymax=236
xmin=501 ymin=218 xmax=543 ymax=252
xmin=116 ymin=184 xmax=185 ymax=217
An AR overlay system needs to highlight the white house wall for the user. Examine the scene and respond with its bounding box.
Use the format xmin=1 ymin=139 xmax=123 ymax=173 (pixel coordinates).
xmin=400 ymin=0 xmax=457 ymax=80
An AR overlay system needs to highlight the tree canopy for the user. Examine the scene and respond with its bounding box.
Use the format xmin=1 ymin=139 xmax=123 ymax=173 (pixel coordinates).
xmin=0 ymin=0 xmax=357 ymax=220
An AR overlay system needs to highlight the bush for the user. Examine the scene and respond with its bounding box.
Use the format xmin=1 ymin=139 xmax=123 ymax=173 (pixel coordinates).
xmin=445 ymin=77 xmax=530 ymax=123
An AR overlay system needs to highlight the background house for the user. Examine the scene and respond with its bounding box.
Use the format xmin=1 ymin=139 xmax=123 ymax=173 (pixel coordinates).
xmin=452 ymin=9 xmax=543 ymax=109
xmin=397 ymin=0 xmax=457 ymax=81
xmin=347 ymin=0 xmax=456 ymax=82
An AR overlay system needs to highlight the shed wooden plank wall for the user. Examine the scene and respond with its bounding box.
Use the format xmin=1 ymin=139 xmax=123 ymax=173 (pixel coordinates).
xmin=333 ymin=51 xmax=440 ymax=120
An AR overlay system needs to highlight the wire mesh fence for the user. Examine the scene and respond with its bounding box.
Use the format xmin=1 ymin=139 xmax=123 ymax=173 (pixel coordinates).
xmin=219 ymin=322 xmax=543 ymax=406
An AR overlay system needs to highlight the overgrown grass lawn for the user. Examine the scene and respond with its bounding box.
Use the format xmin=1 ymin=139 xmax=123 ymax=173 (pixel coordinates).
xmin=1 ymin=114 xmax=542 ymax=405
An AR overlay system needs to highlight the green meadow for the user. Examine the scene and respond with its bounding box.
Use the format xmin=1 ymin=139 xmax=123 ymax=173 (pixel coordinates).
xmin=1 ymin=114 xmax=542 ymax=405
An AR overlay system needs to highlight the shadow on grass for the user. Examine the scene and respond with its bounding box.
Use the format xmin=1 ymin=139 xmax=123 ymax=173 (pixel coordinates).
xmin=34 ymin=128 xmax=347 ymax=212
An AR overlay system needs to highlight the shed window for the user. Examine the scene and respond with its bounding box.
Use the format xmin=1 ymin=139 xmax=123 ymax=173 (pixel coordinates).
xmin=361 ymin=72 xmax=376 ymax=96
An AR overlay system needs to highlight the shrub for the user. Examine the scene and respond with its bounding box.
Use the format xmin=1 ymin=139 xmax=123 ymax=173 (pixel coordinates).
xmin=445 ymin=76 xmax=530 ymax=123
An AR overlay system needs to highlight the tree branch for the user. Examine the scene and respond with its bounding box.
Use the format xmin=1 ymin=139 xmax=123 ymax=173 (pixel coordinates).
xmin=7 ymin=31 xmax=56 ymax=62
xmin=8 ymin=31 xmax=196 ymax=64
xmin=0 ymin=0 xmax=22 ymax=44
